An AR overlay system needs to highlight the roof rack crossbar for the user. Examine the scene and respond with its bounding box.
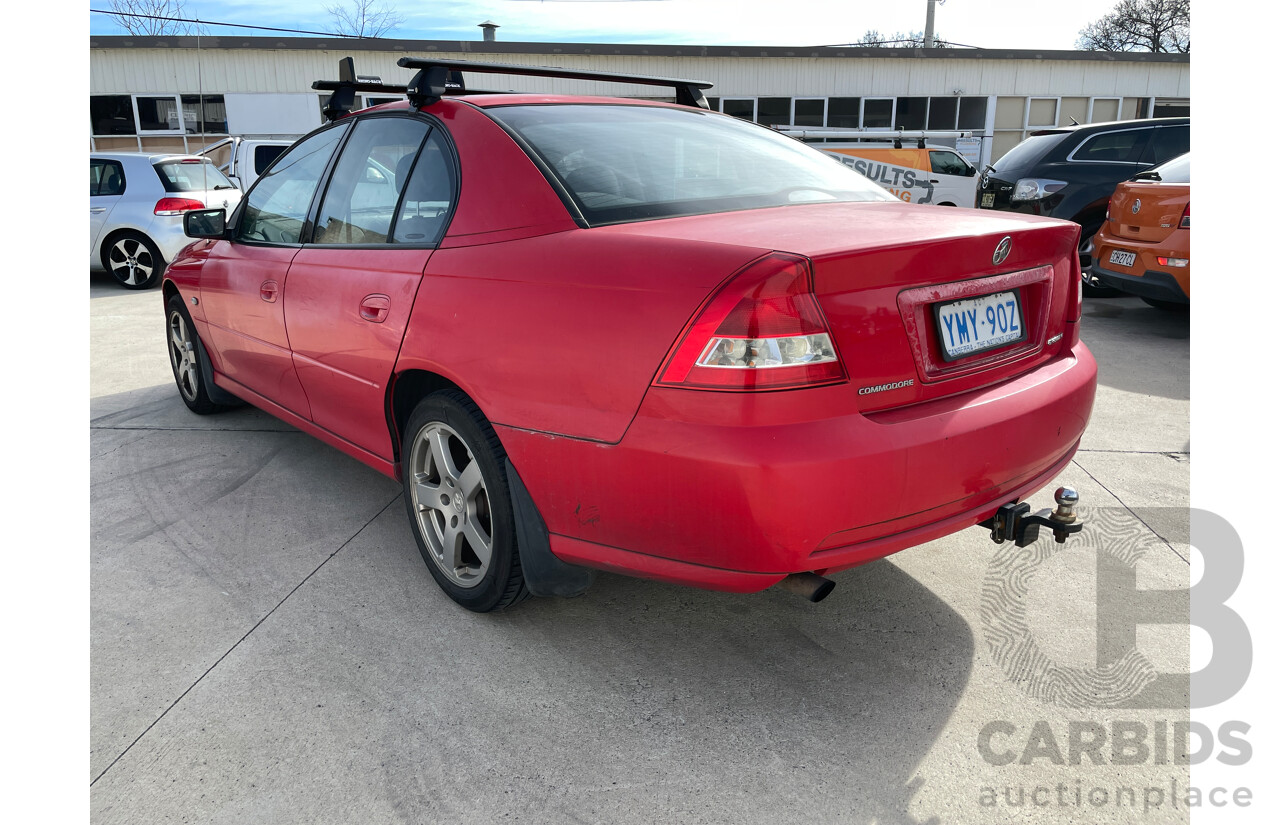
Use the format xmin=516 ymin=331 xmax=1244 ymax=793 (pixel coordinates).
xmin=396 ymin=57 xmax=713 ymax=109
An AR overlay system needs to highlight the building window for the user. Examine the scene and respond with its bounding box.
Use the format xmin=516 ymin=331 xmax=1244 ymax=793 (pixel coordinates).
xmin=1027 ymin=98 xmax=1058 ymax=128
xmin=1090 ymin=98 xmax=1121 ymax=123
xmin=90 ymin=93 xmax=228 ymax=136
xmin=722 ymin=98 xmax=756 ymax=121
xmin=828 ymin=98 xmax=861 ymax=128
xmin=793 ymin=98 xmax=825 ymax=127
xmin=928 ymin=97 xmax=958 ymax=130
xmin=90 ymin=95 xmax=136 ymax=136
xmin=957 ymin=97 xmax=988 ymax=130
xmin=181 ymin=95 xmax=228 ymax=133
xmin=863 ymin=98 xmax=893 ymax=129
xmin=757 ymin=97 xmax=791 ymax=127
xmin=896 ymin=97 xmax=928 ymax=130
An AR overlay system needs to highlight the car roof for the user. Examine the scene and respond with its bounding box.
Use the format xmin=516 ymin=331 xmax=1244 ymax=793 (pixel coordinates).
xmin=1029 ymin=116 xmax=1189 ymax=137
xmin=91 ymin=152 xmax=209 ymax=163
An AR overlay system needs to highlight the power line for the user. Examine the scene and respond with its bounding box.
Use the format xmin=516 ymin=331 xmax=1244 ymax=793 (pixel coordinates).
xmin=89 ymin=8 xmax=361 ymax=38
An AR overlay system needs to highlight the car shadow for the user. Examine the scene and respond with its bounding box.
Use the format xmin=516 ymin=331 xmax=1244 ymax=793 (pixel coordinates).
xmin=1081 ymin=295 xmax=1189 ymax=401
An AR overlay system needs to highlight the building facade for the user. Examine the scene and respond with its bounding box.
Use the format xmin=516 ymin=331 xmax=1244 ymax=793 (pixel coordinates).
xmin=89 ymin=36 xmax=1190 ymax=169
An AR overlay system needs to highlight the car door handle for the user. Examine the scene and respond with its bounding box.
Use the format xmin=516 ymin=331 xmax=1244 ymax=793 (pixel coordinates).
xmin=90 ymin=207 xmax=107 ymax=214
xmin=360 ymin=294 xmax=390 ymax=323
xmin=260 ymin=280 xmax=279 ymax=303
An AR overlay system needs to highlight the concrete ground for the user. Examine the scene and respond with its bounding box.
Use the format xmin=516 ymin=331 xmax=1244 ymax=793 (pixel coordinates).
xmin=90 ymin=271 xmax=1190 ymax=824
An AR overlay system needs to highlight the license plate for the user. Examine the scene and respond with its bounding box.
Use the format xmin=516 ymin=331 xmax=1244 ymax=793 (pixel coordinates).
xmin=981 ymin=193 xmax=995 ymax=208
xmin=1109 ymin=249 xmax=1136 ymax=267
xmin=934 ymin=290 xmax=1026 ymax=361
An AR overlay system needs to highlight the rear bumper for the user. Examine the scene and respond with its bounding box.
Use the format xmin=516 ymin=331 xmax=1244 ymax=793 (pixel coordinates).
xmin=1091 ymin=228 xmax=1190 ymax=302
xmin=1091 ymin=265 xmax=1189 ymax=303
xmin=497 ymin=341 xmax=1097 ymax=592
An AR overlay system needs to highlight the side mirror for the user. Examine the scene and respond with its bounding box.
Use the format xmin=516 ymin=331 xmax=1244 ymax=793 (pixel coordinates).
xmin=184 ymin=208 xmax=226 ymax=239
xmin=966 ymin=164 xmax=977 ymax=177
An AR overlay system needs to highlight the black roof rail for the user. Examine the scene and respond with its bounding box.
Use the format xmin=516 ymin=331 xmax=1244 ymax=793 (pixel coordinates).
xmin=313 ymin=57 xmax=519 ymax=122
xmin=396 ymin=57 xmax=713 ymax=110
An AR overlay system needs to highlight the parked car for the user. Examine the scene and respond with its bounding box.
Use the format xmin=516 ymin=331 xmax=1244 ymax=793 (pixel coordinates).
xmin=90 ymin=153 xmax=242 ymax=289
xmin=1089 ymin=152 xmax=1190 ymax=310
xmin=164 ymin=59 xmax=1097 ymax=612
xmin=975 ymin=117 xmax=1189 ymax=296
xmin=823 ymin=143 xmax=978 ymax=206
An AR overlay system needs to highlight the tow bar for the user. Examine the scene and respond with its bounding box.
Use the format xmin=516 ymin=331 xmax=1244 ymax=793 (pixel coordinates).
xmin=978 ymin=487 xmax=1083 ymax=547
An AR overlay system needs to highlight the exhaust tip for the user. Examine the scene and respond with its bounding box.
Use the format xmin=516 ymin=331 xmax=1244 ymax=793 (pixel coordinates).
xmin=776 ymin=572 xmax=836 ymax=603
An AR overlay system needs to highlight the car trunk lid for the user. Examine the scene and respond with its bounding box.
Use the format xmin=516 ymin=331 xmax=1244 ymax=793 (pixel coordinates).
xmin=1106 ymin=181 xmax=1189 ymax=244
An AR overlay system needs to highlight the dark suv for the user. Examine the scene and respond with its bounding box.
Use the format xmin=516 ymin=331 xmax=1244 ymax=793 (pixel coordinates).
xmin=976 ymin=118 xmax=1189 ymax=295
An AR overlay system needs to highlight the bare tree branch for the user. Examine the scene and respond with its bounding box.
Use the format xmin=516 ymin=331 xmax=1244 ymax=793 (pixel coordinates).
xmin=106 ymin=0 xmax=203 ymax=36
xmin=1077 ymin=0 xmax=1190 ymax=53
xmin=325 ymin=0 xmax=405 ymax=38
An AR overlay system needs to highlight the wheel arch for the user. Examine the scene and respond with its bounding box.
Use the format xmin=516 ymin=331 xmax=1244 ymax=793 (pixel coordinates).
xmin=388 ymin=369 xmax=470 ymax=464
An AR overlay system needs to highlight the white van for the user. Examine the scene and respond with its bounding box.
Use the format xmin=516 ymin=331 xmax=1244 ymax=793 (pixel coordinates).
xmin=821 ymin=143 xmax=979 ymax=207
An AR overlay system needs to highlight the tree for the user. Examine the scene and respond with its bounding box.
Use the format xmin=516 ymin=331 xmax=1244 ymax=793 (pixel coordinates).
xmin=107 ymin=0 xmax=201 ymax=35
xmin=326 ymin=0 xmax=405 ymax=38
xmin=854 ymin=29 xmax=954 ymax=48
xmin=1077 ymin=0 xmax=1190 ymax=53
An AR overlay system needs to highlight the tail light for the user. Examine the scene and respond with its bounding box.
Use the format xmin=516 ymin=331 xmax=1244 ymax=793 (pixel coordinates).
xmin=655 ymin=252 xmax=846 ymax=391
xmin=154 ymin=197 xmax=205 ymax=216
xmin=1063 ymin=246 xmax=1083 ymax=350
xmin=1180 ymin=202 xmax=1190 ymax=229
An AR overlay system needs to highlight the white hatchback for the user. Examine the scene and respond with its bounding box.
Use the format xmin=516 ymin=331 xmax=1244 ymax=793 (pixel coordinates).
xmin=90 ymin=153 xmax=242 ymax=289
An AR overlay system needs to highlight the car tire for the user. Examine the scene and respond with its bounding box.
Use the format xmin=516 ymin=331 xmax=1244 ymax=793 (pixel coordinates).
xmin=166 ymin=295 xmax=236 ymax=415
xmin=1077 ymin=221 xmax=1123 ymax=298
xmin=402 ymin=390 xmax=529 ymax=612
xmin=1141 ymin=297 xmax=1189 ymax=312
xmin=105 ymin=231 xmax=164 ymax=290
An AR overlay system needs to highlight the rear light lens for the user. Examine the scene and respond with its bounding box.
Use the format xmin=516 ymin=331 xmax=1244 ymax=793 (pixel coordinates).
xmin=1180 ymin=202 xmax=1190 ymax=229
xmin=655 ymin=252 xmax=846 ymax=391
xmin=154 ymin=197 xmax=205 ymax=216
xmin=1157 ymin=256 xmax=1189 ymax=268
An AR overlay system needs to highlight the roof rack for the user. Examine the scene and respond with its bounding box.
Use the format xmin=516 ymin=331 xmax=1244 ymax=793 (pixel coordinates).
xmin=396 ymin=57 xmax=713 ymax=110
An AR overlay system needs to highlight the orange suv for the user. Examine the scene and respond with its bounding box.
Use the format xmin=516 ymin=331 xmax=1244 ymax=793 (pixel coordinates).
xmin=1089 ymin=153 xmax=1190 ymax=310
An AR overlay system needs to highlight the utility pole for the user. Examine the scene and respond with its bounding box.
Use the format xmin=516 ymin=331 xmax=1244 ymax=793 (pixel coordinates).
xmin=924 ymin=0 xmax=938 ymax=48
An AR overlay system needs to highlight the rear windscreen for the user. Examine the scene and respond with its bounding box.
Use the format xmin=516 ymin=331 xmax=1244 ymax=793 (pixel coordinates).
xmin=153 ymin=160 xmax=236 ymax=192
xmin=487 ymin=104 xmax=895 ymax=226
xmin=1144 ymin=152 xmax=1190 ymax=183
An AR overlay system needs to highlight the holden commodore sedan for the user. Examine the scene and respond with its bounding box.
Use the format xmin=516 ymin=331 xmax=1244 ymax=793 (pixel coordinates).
xmin=163 ymin=61 xmax=1096 ymax=611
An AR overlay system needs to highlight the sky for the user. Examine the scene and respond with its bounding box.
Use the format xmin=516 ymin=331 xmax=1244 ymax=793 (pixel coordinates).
xmin=88 ymin=0 xmax=1129 ymax=51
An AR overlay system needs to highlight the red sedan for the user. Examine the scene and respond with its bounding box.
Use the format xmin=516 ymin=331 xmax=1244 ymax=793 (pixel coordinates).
xmin=164 ymin=60 xmax=1096 ymax=611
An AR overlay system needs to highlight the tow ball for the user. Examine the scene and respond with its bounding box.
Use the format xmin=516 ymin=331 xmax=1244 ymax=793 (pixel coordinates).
xmin=978 ymin=487 xmax=1082 ymax=547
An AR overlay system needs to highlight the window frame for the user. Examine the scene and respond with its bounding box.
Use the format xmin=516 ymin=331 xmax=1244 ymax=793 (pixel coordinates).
xmin=90 ymin=159 xmax=127 ymax=197
xmin=861 ymin=97 xmax=895 ymax=130
xmin=1065 ymin=126 xmax=1154 ymax=165
xmin=791 ymin=97 xmax=826 ymax=128
xmin=305 ymin=111 xmax=459 ymax=249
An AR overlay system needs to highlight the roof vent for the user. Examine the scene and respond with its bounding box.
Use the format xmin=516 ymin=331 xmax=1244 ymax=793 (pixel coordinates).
xmin=479 ymin=21 xmax=499 ymax=42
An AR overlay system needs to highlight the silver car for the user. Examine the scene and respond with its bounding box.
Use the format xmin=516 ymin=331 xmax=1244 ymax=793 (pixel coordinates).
xmin=90 ymin=153 xmax=242 ymax=289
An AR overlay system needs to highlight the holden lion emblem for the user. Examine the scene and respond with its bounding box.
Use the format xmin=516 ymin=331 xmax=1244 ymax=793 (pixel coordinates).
xmin=993 ymin=236 xmax=1012 ymax=265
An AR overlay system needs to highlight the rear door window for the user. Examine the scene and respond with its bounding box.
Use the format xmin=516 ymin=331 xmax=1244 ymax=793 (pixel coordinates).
xmin=90 ymin=159 xmax=125 ymax=196
xmin=1070 ymin=128 xmax=1150 ymax=163
xmin=254 ymin=144 xmax=288 ymax=175
xmin=1140 ymin=125 xmax=1190 ymax=165
xmin=313 ymin=116 xmax=431 ymax=245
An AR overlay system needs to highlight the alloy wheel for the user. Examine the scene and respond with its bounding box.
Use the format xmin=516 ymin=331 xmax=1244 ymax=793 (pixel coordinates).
xmin=408 ymin=422 xmax=494 ymax=588
xmin=168 ymin=310 xmax=200 ymax=402
xmin=109 ymin=237 xmax=155 ymax=287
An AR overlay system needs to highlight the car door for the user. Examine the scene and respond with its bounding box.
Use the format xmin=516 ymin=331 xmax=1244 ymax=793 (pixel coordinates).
xmin=89 ymin=158 xmax=126 ymax=262
xmin=927 ymin=149 xmax=978 ymax=206
xmin=198 ymin=123 xmax=350 ymax=418
xmin=285 ymin=115 xmax=454 ymax=460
